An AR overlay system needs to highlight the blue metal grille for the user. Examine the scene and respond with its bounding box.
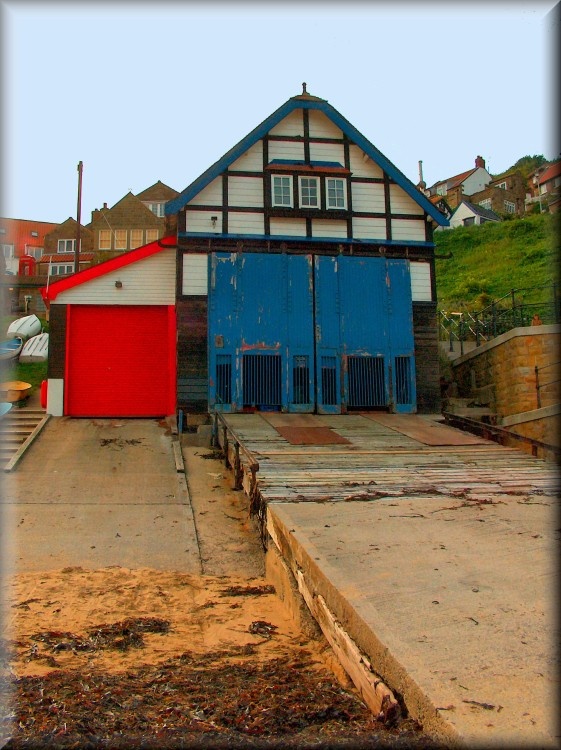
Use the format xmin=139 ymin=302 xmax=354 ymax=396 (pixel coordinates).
xmin=292 ymin=355 xmax=310 ymax=404
xmin=242 ymin=354 xmax=281 ymax=408
xmin=395 ymin=356 xmax=412 ymax=405
xmin=216 ymin=355 xmax=232 ymax=405
xmin=321 ymin=356 xmax=337 ymax=405
xmin=347 ymin=356 xmax=386 ymax=408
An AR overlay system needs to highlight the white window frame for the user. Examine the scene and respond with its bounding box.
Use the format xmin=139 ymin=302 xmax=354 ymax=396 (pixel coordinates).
xmin=147 ymin=202 xmax=165 ymax=217
xmin=478 ymin=199 xmax=492 ymax=210
xmin=271 ymin=175 xmax=293 ymax=207
xmin=496 ymin=181 xmax=507 ymax=190
xmin=504 ymin=200 xmax=516 ymax=214
xmin=50 ymin=263 xmax=74 ymax=276
xmin=114 ymin=229 xmax=127 ymax=250
xmin=57 ymin=238 xmax=76 ymax=254
xmin=1 ymin=244 xmax=15 ymax=259
xmin=325 ymin=177 xmax=346 ymax=210
xmin=130 ymin=229 xmax=143 ymax=249
xmin=99 ymin=230 xmax=111 ymax=250
xmin=298 ymin=176 xmax=319 ymax=208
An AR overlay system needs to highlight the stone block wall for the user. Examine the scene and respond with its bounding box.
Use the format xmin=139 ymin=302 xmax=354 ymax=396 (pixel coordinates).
xmin=451 ymin=325 xmax=560 ymax=418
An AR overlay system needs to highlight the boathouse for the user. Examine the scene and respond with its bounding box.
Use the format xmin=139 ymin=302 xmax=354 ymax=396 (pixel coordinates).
xmin=168 ymin=86 xmax=449 ymax=416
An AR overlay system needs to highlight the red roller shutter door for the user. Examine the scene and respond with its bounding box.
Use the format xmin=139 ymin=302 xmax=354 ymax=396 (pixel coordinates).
xmin=65 ymin=305 xmax=176 ymax=417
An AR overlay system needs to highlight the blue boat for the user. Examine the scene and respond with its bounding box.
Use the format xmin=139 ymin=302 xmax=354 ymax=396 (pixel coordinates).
xmin=0 ymin=402 xmax=12 ymax=418
xmin=0 ymin=337 xmax=23 ymax=361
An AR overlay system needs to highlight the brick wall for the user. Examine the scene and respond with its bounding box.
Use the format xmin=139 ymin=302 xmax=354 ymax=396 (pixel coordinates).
xmin=413 ymin=302 xmax=441 ymax=413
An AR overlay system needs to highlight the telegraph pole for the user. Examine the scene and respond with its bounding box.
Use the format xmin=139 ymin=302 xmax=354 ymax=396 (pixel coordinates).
xmin=75 ymin=161 xmax=83 ymax=273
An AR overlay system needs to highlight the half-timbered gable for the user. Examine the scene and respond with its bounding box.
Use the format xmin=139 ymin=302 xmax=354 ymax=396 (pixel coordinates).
xmin=167 ymin=87 xmax=449 ymax=416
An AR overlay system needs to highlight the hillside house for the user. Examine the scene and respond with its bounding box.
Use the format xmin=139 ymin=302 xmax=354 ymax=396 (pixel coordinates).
xmin=167 ymin=86 xmax=449 ymax=417
xmin=447 ymin=199 xmax=502 ymax=229
xmin=426 ymin=156 xmax=492 ymax=209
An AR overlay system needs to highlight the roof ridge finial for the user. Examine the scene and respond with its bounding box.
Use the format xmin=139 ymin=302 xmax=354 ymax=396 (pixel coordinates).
xmin=302 ymin=82 xmax=307 ymax=95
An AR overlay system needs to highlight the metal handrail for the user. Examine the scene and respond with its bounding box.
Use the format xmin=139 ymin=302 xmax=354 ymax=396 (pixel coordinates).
xmin=535 ymin=361 xmax=561 ymax=409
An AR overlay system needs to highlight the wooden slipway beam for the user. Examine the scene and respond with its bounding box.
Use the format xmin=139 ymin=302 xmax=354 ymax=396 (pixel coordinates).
xmin=267 ymin=515 xmax=399 ymax=722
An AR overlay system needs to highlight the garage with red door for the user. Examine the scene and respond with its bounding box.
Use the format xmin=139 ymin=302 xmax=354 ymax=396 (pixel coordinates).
xmin=41 ymin=238 xmax=177 ymax=418
xmin=65 ymin=304 xmax=175 ymax=417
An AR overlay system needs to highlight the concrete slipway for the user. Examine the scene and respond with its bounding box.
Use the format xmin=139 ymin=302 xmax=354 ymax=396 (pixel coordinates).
xmin=215 ymin=412 xmax=560 ymax=748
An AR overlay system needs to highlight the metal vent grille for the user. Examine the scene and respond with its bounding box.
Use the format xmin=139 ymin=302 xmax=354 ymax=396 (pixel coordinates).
xmin=347 ymin=356 xmax=385 ymax=408
xmin=395 ymin=356 xmax=412 ymax=404
xmin=242 ymin=354 xmax=281 ymax=408
xmin=292 ymin=355 xmax=310 ymax=404
xmin=321 ymin=356 xmax=337 ymax=405
xmin=216 ymin=354 xmax=232 ymax=405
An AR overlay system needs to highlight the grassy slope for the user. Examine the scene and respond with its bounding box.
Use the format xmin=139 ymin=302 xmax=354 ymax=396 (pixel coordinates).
xmin=434 ymin=213 xmax=559 ymax=311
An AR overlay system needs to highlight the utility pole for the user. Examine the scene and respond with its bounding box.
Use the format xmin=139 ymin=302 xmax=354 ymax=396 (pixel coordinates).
xmin=75 ymin=161 xmax=83 ymax=273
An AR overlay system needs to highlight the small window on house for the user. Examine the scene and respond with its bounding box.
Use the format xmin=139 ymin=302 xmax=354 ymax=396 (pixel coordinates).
xmin=272 ymin=175 xmax=293 ymax=207
xmin=31 ymin=231 xmax=39 ymax=237
xmin=496 ymin=181 xmax=507 ymax=190
xmin=326 ymin=178 xmax=346 ymax=209
xmin=436 ymin=184 xmax=447 ymax=196
xmin=504 ymin=201 xmax=516 ymax=213
xmin=114 ymin=229 xmax=127 ymax=250
xmin=29 ymin=247 xmax=43 ymax=260
xmin=145 ymin=228 xmax=159 ymax=243
xmin=130 ymin=229 xmax=143 ymax=249
xmin=99 ymin=230 xmax=111 ymax=250
xmin=298 ymin=177 xmax=319 ymax=208
xmin=478 ymin=199 xmax=492 ymax=210
xmin=463 ymin=217 xmax=475 ymax=226
xmin=147 ymin=202 xmax=165 ymax=217
xmin=57 ymin=239 xmax=76 ymax=254
xmin=1 ymin=244 xmax=15 ymax=259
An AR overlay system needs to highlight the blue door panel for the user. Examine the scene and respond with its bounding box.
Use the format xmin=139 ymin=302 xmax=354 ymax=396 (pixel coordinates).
xmin=209 ymin=252 xmax=416 ymax=414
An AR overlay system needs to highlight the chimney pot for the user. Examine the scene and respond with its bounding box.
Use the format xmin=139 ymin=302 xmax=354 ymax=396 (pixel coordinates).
xmin=475 ymin=155 xmax=486 ymax=169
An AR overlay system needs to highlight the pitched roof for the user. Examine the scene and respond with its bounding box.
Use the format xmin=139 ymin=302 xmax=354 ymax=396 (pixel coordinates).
xmin=136 ymin=180 xmax=180 ymax=202
xmin=430 ymin=167 xmax=479 ymax=192
xmin=38 ymin=253 xmax=95 ymax=263
xmin=538 ymin=161 xmax=561 ymax=184
xmin=451 ymin=200 xmax=501 ymax=222
xmin=41 ymin=235 xmax=176 ymax=303
xmin=166 ymin=92 xmax=448 ymax=226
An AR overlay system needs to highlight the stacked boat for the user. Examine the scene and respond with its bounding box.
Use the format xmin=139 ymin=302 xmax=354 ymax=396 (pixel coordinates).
xmin=0 ymin=314 xmax=48 ymax=363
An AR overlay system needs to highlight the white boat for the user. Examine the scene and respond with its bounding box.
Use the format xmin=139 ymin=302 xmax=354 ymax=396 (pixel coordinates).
xmin=0 ymin=337 xmax=23 ymax=361
xmin=20 ymin=332 xmax=49 ymax=363
xmin=7 ymin=314 xmax=42 ymax=341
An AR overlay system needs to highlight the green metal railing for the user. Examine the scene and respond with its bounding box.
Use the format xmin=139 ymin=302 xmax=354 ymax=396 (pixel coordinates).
xmin=440 ymin=283 xmax=560 ymax=350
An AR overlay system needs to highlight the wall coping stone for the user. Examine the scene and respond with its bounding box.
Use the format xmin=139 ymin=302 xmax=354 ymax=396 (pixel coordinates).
xmin=501 ymin=403 xmax=561 ymax=427
xmin=451 ymin=324 xmax=561 ymax=367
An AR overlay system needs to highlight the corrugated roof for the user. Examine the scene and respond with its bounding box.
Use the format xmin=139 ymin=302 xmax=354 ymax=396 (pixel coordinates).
xmin=166 ymin=92 xmax=448 ymax=226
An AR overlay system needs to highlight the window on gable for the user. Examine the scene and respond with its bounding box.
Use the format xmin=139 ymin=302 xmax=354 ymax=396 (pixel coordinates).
xmin=114 ymin=229 xmax=127 ymax=250
xmin=145 ymin=228 xmax=159 ymax=243
xmin=504 ymin=200 xmax=516 ymax=213
xmin=478 ymin=199 xmax=492 ymax=210
xmin=496 ymin=181 xmax=507 ymax=190
xmin=272 ymin=175 xmax=293 ymax=207
xmin=146 ymin=202 xmax=165 ymax=217
xmin=130 ymin=229 xmax=143 ymax=249
xmin=298 ymin=177 xmax=319 ymax=208
xmin=326 ymin=178 xmax=346 ymax=209
xmin=99 ymin=230 xmax=111 ymax=250
xmin=58 ymin=238 xmax=76 ymax=254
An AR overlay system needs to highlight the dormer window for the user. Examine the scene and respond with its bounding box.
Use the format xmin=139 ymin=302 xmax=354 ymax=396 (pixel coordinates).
xmin=326 ymin=178 xmax=346 ymax=209
xmin=298 ymin=177 xmax=319 ymax=208
xmin=272 ymin=175 xmax=293 ymax=207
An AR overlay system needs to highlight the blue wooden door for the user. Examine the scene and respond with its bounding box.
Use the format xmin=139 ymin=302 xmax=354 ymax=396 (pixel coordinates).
xmin=209 ymin=252 xmax=415 ymax=413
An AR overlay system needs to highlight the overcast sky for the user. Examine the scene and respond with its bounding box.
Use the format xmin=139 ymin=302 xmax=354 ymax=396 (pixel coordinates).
xmin=1 ymin=0 xmax=558 ymax=225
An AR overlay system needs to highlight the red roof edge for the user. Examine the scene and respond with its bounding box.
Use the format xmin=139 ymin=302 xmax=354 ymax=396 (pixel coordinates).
xmin=41 ymin=235 xmax=176 ymax=303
